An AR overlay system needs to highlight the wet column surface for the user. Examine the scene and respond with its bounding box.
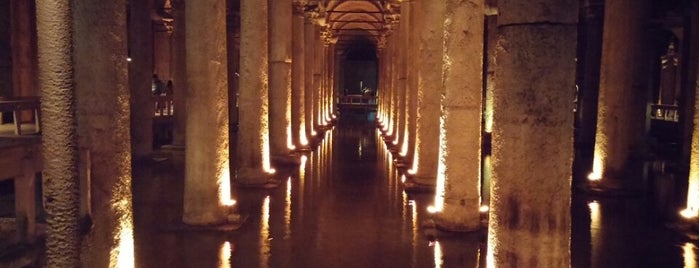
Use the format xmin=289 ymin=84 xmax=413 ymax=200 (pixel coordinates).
xmin=590 ymin=0 xmax=647 ymax=185
xmin=73 ymin=0 xmax=133 ymax=266
xmin=407 ymin=0 xmax=443 ymax=187
xmin=432 ymin=0 xmax=484 ymax=232
xmin=183 ymin=0 xmax=233 ymax=224
xmin=128 ymin=0 xmax=154 ymax=159
xmin=36 ymin=0 xmax=79 ymax=265
xmin=291 ymin=4 xmax=307 ymax=149
xmin=489 ymin=1 xmax=578 ymax=267
xmin=236 ymin=0 xmax=274 ymax=184
xmin=269 ymin=0 xmax=293 ymax=163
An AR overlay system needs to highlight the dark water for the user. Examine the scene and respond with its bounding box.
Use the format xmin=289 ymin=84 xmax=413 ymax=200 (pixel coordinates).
xmin=133 ymin=117 xmax=698 ymax=268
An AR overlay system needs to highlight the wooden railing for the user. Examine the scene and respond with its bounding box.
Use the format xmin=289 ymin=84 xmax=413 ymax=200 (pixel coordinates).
xmin=153 ymin=95 xmax=174 ymax=117
xmin=0 ymin=97 xmax=41 ymax=135
xmin=650 ymin=103 xmax=678 ymax=122
xmin=338 ymin=94 xmax=377 ymax=107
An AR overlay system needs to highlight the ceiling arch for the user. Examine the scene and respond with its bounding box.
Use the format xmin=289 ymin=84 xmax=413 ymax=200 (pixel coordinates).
xmin=319 ymin=0 xmax=400 ymax=48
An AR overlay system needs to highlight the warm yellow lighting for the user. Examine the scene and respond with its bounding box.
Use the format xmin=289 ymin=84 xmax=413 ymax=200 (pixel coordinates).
xmin=262 ymin=127 xmax=274 ymax=174
xmin=479 ymin=205 xmax=489 ymax=213
xmin=285 ymin=177 xmax=292 ymax=239
xmin=111 ymin=198 xmax=135 ymax=268
xmin=588 ymin=201 xmax=600 ymax=227
xmin=260 ymin=196 xmax=271 ymax=266
xmin=407 ymin=153 xmax=418 ymax=175
xmin=685 ymin=159 xmax=699 ymax=219
xmin=433 ymin=241 xmax=443 ymax=268
xmin=219 ymin=160 xmax=236 ymax=207
xmin=219 ymin=241 xmax=232 ymax=268
xmin=300 ymin=128 xmax=309 ymax=146
xmin=681 ymin=208 xmax=698 ymax=219
xmin=590 ymin=143 xmax=606 ymax=182
xmin=300 ymin=155 xmax=308 ymax=168
xmin=684 ymin=243 xmax=697 ymax=268
xmin=432 ymin=113 xmax=447 ymax=214
xmin=401 ymin=174 xmax=407 ymax=183
xmin=427 ymin=205 xmax=439 ymax=214
xmin=484 ymin=83 xmax=493 ymax=133
xmin=287 ymin=125 xmax=296 ymax=150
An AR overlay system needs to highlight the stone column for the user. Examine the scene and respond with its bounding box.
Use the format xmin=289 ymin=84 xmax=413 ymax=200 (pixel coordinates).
xmin=488 ymin=1 xmax=577 ymax=266
xmin=484 ymin=14 xmax=497 ymax=134
xmin=389 ymin=33 xmax=400 ymax=144
xmin=304 ymin=17 xmax=315 ymax=139
xmin=73 ymin=0 xmax=133 ymax=266
xmin=405 ymin=0 xmax=418 ymax=163
xmin=406 ymin=0 xmax=443 ymax=188
xmin=236 ymin=0 xmax=275 ymax=184
xmin=269 ymin=0 xmax=294 ymax=163
xmin=589 ymin=0 xmax=648 ymax=185
xmin=128 ymin=0 xmax=154 ymax=159
xmin=171 ymin=0 xmax=187 ymax=147
xmin=292 ymin=3 xmax=308 ymax=149
xmin=11 ymin=0 xmax=38 ymax=120
xmin=431 ymin=0 xmax=484 ymax=232
xmin=313 ymin=27 xmax=322 ymax=130
xmin=681 ymin=6 xmax=699 ymax=218
xmin=395 ymin=18 xmax=408 ymax=155
xmin=183 ymin=0 xmax=236 ymax=224
xmin=36 ymin=0 xmax=79 ymax=266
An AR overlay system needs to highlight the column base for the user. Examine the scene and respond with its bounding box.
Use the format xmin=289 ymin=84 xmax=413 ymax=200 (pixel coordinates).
xmin=272 ymin=153 xmax=302 ymax=167
xmin=177 ymin=213 xmax=247 ymax=232
xmin=403 ymin=175 xmax=435 ymax=193
xmin=668 ymin=217 xmax=699 ymax=241
xmin=161 ymin=143 xmax=186 ymax=151
xmin=430 ymin=213 xmax=483 ymax=232
xmin=236 ymin=170 xmax=280 ymax=189
xmin=577 ymin=179 xmax=641 ymax=197
xmin=295 ymin=144 xmax=313 ymax=152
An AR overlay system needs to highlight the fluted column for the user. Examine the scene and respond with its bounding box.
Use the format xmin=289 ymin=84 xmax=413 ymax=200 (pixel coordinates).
xmin=73 ymin=1 xmax=133 ymax=266
xmin=236 ymin=0 xmax=275 ymax=184
xmin=183 ymin=0 xmax=236 ymax=224
xmin=292 ymin=3 xmax=308 ymax=149
xmin=304 ymin=17 xmax=316 ymax=139
xmin=431 ymin=0 xmax=483 ymax=231
xmin=171 ymin=0 xmax=187 ymax=147
xmin=589 ymin=0 xmax=648 ymax=185
xmin=36 ymin=0 xmax=79 ymax=266
xmin=269 ymin=0 xmax=294 ymax=163
xmin=488 ymin=1 xmax=578 ymax=266
xmin=406 ymin=0 xmax=443 ymax=187
xmin=128 ymin=0 xmax=154 ymax=159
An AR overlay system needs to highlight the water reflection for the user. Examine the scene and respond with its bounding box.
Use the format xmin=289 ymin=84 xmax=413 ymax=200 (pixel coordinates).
xmin=684 ymin=243 xmax=697 ymax=268
xmin=433 ymin=241 xmax=443 ymax=268
xmin=219 ymin=241 xmax=231 ymax=268
xmin=260 ymin=196 xmax=270 ymax=267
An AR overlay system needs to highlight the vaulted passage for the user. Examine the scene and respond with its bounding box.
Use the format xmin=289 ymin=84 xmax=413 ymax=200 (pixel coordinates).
xmin=1 ymin=0 xmax=699 ymax=267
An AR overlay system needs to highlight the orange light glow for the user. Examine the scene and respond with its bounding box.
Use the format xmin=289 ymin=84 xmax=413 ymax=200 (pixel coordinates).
xmin=433 ymin=241 xmax=443 ymax=268
xmin=110 ymin=198 xmax=135 ymax=268
xmin=479 ymin=205 xmax=489 ymax=213
xmin=219 ymin=241 xmax=232 ymax=268
xmin=287 ymin=125 xmax=296 ymax=150
xmin=219 ymin=159 xmax=236 ymax=207
xmin=684 ymin=243 xmax=697 ymax=268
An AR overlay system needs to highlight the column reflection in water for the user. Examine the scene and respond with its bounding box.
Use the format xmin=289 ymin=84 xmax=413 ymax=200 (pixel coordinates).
xmin=219 ymin=241 xmax=232 ymax=268
xmin=481 ymin=155 xmax=492 ymax=211
xmin=285 ymin=177 xmax=292 ymax=239
xmin=260 ymin=196 xmax=271 ymax=267
xmin=684 ymin=243 xmax=697 ymax=268
xmin=433 ymin=241 xmax=443 ymax=268
xmin=298 ymin=155 xmax=308 ymax=220
xmin=589 ymin=200 xmax=601 ymax=267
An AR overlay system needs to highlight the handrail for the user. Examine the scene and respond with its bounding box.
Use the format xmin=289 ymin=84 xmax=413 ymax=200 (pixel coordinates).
xmin=0 ymin=97 xmax=41 ymax=135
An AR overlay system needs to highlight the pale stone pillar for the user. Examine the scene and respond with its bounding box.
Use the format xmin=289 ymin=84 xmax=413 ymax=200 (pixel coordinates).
xmin=431 ymin=0 xmax=484 ymax=231
xmin=36 ymin=0 xmax=79 ymax=265
xmin=405 ymin=0 xmax=419 ymax=168
xmin=183 ymin=0 xmax=236 ymax=224
xmin=680 ymin=5 xmax=699 ymax=218
xmin=589 ymin=0 xmax=648 ymax=185
xmin=488 ymin=1 xmax=578 ymax=266
xmin=406 ymin=0 xmax=443 ymax=187
xmin=389 ymin=33 xmax=400 ymax=144
xmin=292 ymin=4 xmax=308 ymax=149
xmin=128 ymin=0 xmax=154 ymax=159
xmin=269 ymin=0 xmax=294 ymax=163
xmin=304 ymin=18 xmax=315 ymax=139
xmin=395 ymin=20 xmax=408 ymax=155
xmin=313 ymin=27 xmax=322 ymax=130
xmin=484 ymin=15 xmax=496 ymax=134
xmin=11 ymin=0 xmax=38 ymax=122
xmin=236 ymin=0 xmax=275 ymax=184
xmin=73 ymin=0 xmax=133 ymax=266
xmin=171 ymin=0 xmax=187 ymax=147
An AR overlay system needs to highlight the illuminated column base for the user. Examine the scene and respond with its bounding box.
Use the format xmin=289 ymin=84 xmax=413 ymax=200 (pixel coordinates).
xmin=681 ymin=15 xmax=699 ymax=221
xmin=184 ymin=0 xmax=240 ymax=225
xmin=269 ymin=0 xmax=294 ymax=167
xmin=430 ymin=0 xmax=483 ymax=233
xmin=488 ymin=1 xmax=577 ymax=266
xmin=291 ymin=4 xmax=307 ymax=151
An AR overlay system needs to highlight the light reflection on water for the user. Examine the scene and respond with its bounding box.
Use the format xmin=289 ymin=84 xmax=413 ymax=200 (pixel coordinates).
xmin=684 ymin=243 xmax=697 ymax=268
xmin=218 ymin=241 xmax=231 ymax=268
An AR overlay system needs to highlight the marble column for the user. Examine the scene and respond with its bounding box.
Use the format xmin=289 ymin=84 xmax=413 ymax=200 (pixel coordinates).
xmin=488 ymin=1 xmax=578 ymax=266
xmin=36 ymin=0 xmax=79 ymax=265
xmin=171 ymin=0 xmax=187 ymax=147
xmin=128 ymin=0 xmax=154 ymax=159
xmin=304 ymin=17 xmax=316 ymax=139
xmin=11 ymin=0 xmax=38 ymax=120
xmin=405 ymin=0 xmax=418 ymax=164
xmin=589 ymin=0 xmax=648 ymax=185
xmin=292 ymin=4 xmax=308 ymax=149
xmin=73 ymin=0 xmax=133 ymax=266
xmin=236 ymin=0 xmax=276 ymax=184
xmin=269 ymin=0 xmax=294 ymax=163
xmin=183 ymin=0 xmax=236 ymax=224
xmin=313 ymin=27 xmax=322 ymax=130
xmin=406 ymin=0 xmax=443 ymax=187
xmin=431 ymin=0 xmax=484 ymax=232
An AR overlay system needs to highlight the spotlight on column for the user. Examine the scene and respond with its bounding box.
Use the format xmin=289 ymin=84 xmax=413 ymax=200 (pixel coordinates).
xmin=680 ymin=208 xmax=697 ymax=219
xmin=126 ymin=57 xmax=132 ymax=62
xmin=479 ymin=205 xmax=490 ymax=213
xmin=427 ymin=205 xmax=439 ymax=214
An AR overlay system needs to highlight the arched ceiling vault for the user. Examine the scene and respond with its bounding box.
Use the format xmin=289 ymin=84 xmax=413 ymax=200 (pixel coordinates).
xmin=305 ymin=0 xmax=401 ymax=49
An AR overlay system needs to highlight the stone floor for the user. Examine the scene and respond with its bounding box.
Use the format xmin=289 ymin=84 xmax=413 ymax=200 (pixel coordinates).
xmin=0 ymin=115 xmax=698 ymax=267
